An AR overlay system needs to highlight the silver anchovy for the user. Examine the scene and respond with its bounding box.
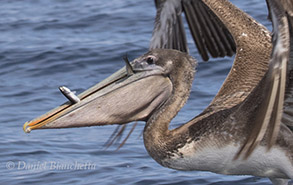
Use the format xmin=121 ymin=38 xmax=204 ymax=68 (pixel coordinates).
xmin=59 ymin=86 xmax=80 ymax=104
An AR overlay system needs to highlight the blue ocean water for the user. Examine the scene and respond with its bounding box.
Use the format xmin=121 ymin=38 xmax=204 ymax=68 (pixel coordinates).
xmin=0 ymin=0 xmax=275 ymax=184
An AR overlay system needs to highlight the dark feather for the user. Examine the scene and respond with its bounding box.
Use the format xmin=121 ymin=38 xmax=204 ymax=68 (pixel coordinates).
xmin=150 ymin=0 xmax=236 ymax=61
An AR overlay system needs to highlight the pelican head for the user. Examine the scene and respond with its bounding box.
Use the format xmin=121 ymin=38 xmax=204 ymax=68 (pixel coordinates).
xmin=23 ymin=49 xmax=196 ymax=133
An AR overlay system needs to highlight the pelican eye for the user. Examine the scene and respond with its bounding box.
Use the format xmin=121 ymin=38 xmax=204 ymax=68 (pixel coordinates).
xmin=146 ymin=57 xmax=155 ymax=64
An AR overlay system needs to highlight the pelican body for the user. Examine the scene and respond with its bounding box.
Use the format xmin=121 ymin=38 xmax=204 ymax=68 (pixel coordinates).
xmin=23 ymin=0 xmax=293 ymax=184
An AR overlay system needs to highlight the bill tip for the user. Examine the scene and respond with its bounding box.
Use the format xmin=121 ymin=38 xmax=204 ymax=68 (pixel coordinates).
xmin=23 ymin=122 xmax=31 ymax=133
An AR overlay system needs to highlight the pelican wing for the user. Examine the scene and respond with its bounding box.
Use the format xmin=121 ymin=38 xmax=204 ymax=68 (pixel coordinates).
xmin=150 ymin=0 xmax=189 ymax=54
xmin=280 ymin=0 xmax=293 ymax=129
xmin=235 ymin=0 xmax=292 ymax=159
xmin=150 ymin=0 xmax=236 ymax=61
xmin=182 ymin=0 xmax=236 ymax=61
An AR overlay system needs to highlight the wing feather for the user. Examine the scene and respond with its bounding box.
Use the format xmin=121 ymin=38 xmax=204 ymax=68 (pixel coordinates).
xmin=235 ymin=0 xmax=291 ymax=159
xmin=150 ymin=0 xmax=236 ymax=61
xmin=150 ymin=0 xmax=188 ymax=53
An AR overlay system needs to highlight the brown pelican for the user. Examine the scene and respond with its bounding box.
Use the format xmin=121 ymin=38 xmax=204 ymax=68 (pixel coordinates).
xmin=23 ymin=0 xmax=292 ymax=184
